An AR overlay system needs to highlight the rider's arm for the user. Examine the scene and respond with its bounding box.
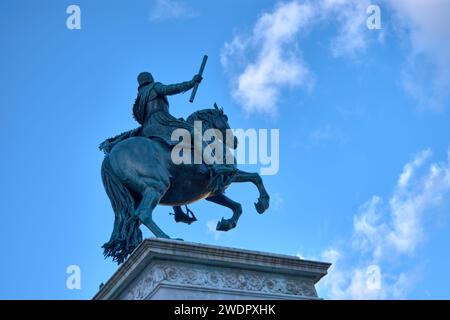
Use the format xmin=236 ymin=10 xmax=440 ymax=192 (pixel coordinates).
xmin=154 ymin=75 xmax=202 ymax=96
xmin=154 ymin=80 xmax=195 ymax=96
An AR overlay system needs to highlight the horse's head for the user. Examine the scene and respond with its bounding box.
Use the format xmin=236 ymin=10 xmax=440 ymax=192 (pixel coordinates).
xmin=187 ymin=103 xmax=238 ymax=149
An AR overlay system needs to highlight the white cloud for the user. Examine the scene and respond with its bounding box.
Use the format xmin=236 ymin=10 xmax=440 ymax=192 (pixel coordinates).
xmin=308 ymin=125 xmax=346 ymax=146
xmin=355 ymin=149 xmax=450 ymax=257
xmin=388 ymin=151 xmax=450 ymax=254
xmin=221 ymin=1 xmax=315 ymax=116
xmin=206 ymin=220 xmax=221 ymax=240
xmin=319 ymin=0 xmax=371 ymax=57
xmin=271 ymin=192 xmax=285 ymax=211
xmin=319 ymin=0 xmax=450 ymax=109
xmin=320 ymin=149 xmax=450 ymax=299
xmin=296 ymin=252 xmax=306 ymax=259
xmin=325 ymin=0 xmax=450 ymax=110
xmin=398 ymin=149 xmax=431 ymax=187
xmin=223 ymin=0 xmax=450 ymax=114
xmin=221 ymin=0 xmax=373 ymax=116
xmin=150 ymin=0 xmax=197 ymax=22
xmin=386 ymin=0 xmax=450 ymax=110
xmin=309 ymin=126 xmax=334 ymax=144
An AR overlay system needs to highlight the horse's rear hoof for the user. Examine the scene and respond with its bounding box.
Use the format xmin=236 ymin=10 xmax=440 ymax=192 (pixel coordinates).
xmin=216 ymin=218 xmax=236 ymax=231
xmin=216 ymin=218 xmax=227 ymax=231
xmin=255 ymin=196 xmax=269 ymax=214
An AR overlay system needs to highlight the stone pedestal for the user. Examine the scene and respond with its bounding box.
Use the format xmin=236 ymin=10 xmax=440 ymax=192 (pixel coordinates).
xmin=93 ymin=238 xmax=331 ymax=300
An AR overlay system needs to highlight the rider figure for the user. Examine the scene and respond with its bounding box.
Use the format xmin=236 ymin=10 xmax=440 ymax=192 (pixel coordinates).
xmin=132 ymin=71 xmax=233 ymax=224
xmin=133 ymin=71 xmax=202 ymax=145
xmin=99 ymin=71 xmax=238 ymax=226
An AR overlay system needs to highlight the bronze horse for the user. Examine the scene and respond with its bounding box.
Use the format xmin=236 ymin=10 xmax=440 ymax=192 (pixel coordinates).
xmin=100 ymin=105 xmax=270 ymax=263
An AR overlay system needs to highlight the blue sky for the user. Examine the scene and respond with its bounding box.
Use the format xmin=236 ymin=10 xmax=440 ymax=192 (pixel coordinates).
xmin=0 ymin=0 xmax=449 ymax=299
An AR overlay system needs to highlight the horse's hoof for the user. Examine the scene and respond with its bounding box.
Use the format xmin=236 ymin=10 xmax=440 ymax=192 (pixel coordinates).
xmin=172 ymin=211 xmax=197 ymax=225
xmin=255 ymin=196 xmax=270 ymax=214
xmin=216 ymin=218 xmax=236 ymax=231
xmin=216 ymin=218 xmax=228 ymax=231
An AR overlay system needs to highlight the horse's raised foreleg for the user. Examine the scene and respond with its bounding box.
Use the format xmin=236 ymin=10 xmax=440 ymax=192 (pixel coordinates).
xmin=231 ymin=170 xmax=270 ymax=214
xmin=136 ymin=186 xmax=170 ymax=239
xmin=206 ymin=194 xmax=242 ymax=231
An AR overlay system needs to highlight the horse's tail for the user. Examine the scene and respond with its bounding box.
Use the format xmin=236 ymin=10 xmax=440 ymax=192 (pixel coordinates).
xmin=101 ymin=156 xmax=142 ymax=264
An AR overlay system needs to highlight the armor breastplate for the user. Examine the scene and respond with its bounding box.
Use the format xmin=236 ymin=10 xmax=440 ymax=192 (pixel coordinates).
xmin=143 ymin=90 xmax=169 ymax=123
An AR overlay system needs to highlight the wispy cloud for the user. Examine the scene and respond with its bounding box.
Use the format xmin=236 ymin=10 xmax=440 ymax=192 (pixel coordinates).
xmin=308 ymin=125 xmax=345 ymax=146
xmin=221 ymin=1 xmax=315 ymax=116
xmin=386 ymin=0 xmax=450 ymax=110
xmin=319 ymin=149 xmax=450 ymax=299
xmin=296 ymin=252 xmax=306 ymax=259
xmin=271 ymin=192 xmax=285 ymax=212
xmin=149 ymin=0 xmax=197 ymax=22
xmin=320 ymin=0 xmax=371 ymax=57
xmin=221 ymin=0 xmax=372 ymax=116
xmin=223 ymin=0 xmax=450 ymax=115
xmin=206 ymin=220 xmax=221 ymax=240
xmin=325 ymin=0 xmax=450 ymax=110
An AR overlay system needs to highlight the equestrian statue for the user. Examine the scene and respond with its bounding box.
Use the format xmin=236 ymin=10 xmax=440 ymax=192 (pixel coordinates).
xmin=99 ymin=56 xmax=270 ymax=263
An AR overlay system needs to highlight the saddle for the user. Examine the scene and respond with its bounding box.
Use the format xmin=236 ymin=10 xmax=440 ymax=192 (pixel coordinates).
xmin=99 ymin=124 xmax=188 ymax=154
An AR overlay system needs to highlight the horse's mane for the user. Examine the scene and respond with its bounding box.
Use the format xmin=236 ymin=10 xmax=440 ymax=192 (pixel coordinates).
xmin=186 ymin=105 xmax=224 ymax=125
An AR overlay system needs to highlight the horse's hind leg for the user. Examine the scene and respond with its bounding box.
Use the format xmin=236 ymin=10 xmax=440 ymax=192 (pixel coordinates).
xmin=206 ymin=194 xmax=242 ymax=231
xmin=231 ymin=170 xmax=270 ymax=214
xmin=136 ymin=184 xmax=170 ymax=239
xmin=171 ymin=205 xmax=197 ymax=224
